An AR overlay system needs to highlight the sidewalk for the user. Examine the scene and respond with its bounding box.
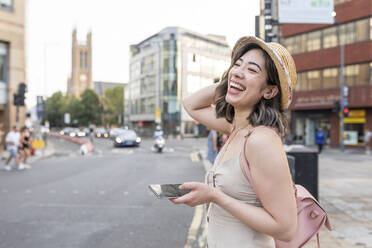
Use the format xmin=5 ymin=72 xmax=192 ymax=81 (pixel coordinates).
xmin=1 ymin=141 xmax=55 ymax=168
xmin=197 ymin=147 xmax=372 ymax=248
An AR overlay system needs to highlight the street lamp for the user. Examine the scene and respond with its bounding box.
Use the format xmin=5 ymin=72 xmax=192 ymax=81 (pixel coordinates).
xmin=332 ymin=11 xmax=346 ymax=152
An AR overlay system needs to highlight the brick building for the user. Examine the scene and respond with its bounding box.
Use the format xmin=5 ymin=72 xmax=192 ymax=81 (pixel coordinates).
xmin=0 ymin=0 xmax=26 ymax=134
xmin=280 ymin=0 xmax=372 ymax=147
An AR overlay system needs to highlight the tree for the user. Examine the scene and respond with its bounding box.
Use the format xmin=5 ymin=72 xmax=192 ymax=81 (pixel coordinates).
xmin=101 ymin=86 xmax=124 ymax=126
xmin=79 ymin=89 xmax=102 ymax=126
xmin=103 ymin=86 xmax=124 ymax=126
xmin=61 ymin=95 xmax=81 ymax=127
xmin=45 ymin=91 xmax=64 ymax=127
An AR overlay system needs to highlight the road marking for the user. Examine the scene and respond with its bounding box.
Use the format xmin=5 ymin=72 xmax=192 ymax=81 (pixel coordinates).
xmin=184 ymin=205 xmax=204 ymax=248
xmin=2 ymin=189 xmax=8 ymax=193
xmin=73 ymin=190 xmax=79 ymax=194
xmin=25 ymin=189 xmax=32 ymax=194
xmin=198 ymin=221 xmax=208 ymax=248
xmin=190 ymin=152 xmax=201 ymax=162
xmin=98 ymin=190 xmax=105 ymax=195
xmin=49 ymin=190 xmax=56 ymax=194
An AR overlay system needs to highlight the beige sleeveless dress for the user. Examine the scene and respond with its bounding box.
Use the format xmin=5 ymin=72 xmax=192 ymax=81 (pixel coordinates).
xmin=205 ymin=149 xmax=275 ymax=248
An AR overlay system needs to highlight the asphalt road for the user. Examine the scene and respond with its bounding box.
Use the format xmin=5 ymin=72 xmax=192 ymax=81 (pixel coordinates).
xmin=0 ymin=136 xmax=206 ymax=248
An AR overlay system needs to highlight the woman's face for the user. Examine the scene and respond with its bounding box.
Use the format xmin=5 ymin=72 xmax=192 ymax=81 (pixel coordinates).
xmin=226 ymin=48 xmax=268 ymax=110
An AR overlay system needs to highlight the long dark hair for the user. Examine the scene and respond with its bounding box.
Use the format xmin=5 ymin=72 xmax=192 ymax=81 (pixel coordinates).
xmin=214 ymin=43 xmax=287 ymax=135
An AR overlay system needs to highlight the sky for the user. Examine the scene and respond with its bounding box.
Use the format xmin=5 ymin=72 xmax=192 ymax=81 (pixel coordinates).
xmin=25 ymin=0 xmax=260 ymax=107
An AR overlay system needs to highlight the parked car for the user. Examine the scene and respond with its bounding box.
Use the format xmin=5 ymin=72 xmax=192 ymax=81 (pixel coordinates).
xmin=114 ymin=130 xmax=141 ymax=147
xmin=95 ymin=128 xmax=109 ymax=138
xmin=77 ymin=128 xmax=88 ymax=137
xmin=60 ymin=127 xmax=73 ymax=136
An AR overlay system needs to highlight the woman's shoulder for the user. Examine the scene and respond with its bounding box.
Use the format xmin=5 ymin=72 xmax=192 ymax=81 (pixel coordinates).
xmin=244 ymin=126 xmax=282 ymax=149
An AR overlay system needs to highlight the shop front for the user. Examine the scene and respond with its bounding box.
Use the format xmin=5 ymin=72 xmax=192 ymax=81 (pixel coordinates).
xmin=290 ymin=87 xmax=372 ymax=148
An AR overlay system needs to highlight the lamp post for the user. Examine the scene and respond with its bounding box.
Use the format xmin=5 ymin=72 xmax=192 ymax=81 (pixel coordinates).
xmin=333 ymin=11 xmax=346 ymax=152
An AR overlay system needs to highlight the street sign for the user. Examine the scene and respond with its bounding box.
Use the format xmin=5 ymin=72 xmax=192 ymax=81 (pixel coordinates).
xmin=64 ymin=113 xmax=71 ymax=124
xmin=278 ymin=0 xmax=334 ymax=24
xmin=342 ymin=85 xmax=348 ymax=97
xmin=32 ymin=140 xmax=45 ymax=149
xmin=155 ymin=108 xmax=161 ymax=123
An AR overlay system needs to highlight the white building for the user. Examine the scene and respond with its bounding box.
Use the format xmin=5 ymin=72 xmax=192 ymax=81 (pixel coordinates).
xmin=127 ymin=27 xmax=231 ymax=137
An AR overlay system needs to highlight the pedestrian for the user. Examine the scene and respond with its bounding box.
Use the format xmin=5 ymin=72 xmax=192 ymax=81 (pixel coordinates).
xmin=19 ymin=126 xmax=31 ymax=169
xmin=364 ymin=128 xmax=372 ymax=155
xmin=0 ymin=123 xmax=4 ymax=159
xmin=3 ymin=125 xmax=23 ymax=171
xmin=174 ymin=36 xmax=297 ymax=247
xmin=207 ymin=129 xmax=218 ymax=164
xmin=315 ymin=127 xmax=326 ymax=153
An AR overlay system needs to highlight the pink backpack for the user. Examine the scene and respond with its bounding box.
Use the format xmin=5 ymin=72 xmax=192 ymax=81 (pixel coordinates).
xmin=240 ymin=127 xmax=332 ymax=248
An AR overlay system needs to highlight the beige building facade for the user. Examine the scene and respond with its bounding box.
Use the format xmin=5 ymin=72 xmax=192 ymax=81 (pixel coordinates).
xmin=67 ymin=29 xmax=93 ymax=97
xmin=0 ymin=0 xmax=26 ymax=135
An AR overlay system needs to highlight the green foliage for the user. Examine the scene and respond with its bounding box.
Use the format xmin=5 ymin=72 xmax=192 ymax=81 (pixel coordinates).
xmin=45 ymin=89 xmax=102 ymax=127
xmin=79 ymin=89 xmax=102 ymax=126
xmin=102 ymin=86 xmax=124 ymax=126
xmin=45 ymin=91 xmax=64 ymax=127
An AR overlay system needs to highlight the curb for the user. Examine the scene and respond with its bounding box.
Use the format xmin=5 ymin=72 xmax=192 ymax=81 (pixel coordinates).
xmin=49 ymin=133 xmax=94 ymax=154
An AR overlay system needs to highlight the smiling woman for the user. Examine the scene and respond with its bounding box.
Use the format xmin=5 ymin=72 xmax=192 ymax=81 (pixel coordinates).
xmin=176 ymin=36 xmax=298 ymax=248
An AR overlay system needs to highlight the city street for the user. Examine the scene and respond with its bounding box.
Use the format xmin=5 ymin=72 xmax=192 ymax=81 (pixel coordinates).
xmin=1 ymin=136 xmax=372 ymax=248
xmin=0 ymin=136 xmax=205 ymax=248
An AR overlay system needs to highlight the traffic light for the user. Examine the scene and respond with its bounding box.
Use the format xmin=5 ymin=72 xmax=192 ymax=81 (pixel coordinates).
xmin=332 ymin=100 xmax=340 ymax=113
xmin=16 ymin=83 xmax=26 ymax=106
xmin=343 ymin=106 xmax=349 ymax=117
xmin=13 ymin=93 xmax=20 ymax=106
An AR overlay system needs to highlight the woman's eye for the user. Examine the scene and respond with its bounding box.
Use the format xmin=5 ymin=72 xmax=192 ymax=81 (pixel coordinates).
xmin=233 ymin=63 xmax=240 ymax=66
xmin=248 ymin=68 xmax=257 ymax=73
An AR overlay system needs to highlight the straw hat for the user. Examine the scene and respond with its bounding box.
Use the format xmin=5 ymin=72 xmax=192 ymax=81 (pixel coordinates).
xmin=231 ymin=36 xmax=297 ymax=111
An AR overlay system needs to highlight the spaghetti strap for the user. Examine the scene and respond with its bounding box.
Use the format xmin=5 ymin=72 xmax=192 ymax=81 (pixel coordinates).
xmin=240 ymin=125 xmax=280 ymax=192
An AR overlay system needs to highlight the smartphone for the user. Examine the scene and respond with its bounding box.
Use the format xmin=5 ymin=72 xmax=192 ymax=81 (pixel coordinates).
xmin=148 ymin=184 xmax=191 ymax=199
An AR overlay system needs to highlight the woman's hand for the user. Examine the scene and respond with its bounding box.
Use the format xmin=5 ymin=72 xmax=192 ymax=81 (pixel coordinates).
xmin=171 ymin=182 xmax=218 ymax=207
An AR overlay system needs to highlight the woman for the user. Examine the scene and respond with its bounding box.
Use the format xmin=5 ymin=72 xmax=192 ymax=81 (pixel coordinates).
xmin=173 ymin=37 xmax=297 ymax=247
xmin=19 ymin=126 xmax=31 ymax=169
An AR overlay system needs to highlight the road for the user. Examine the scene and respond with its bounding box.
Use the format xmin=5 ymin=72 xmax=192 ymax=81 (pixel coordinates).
xmin=0 ymin=136 xmax=206 ymax=248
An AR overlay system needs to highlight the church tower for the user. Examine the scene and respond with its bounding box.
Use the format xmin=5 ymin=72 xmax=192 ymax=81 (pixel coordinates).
xmin=67 ymin=29 xmax=93 ymax=97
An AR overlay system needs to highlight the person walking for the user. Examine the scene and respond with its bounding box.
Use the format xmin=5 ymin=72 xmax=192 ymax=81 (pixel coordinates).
xmin=19 ymin=126 xmax=32 ymax=169
xmin=364 ymin=128 xmax=372 ymax=155
xmin=173 ymin=36 xmax=297 ymax=247
xmin=4 ymin=126 xmax=23 ymax=171
xmin=207 ymin=129 xmax=218 ymax=164
xmin=315 ymin=127 xmax=326 ymax=153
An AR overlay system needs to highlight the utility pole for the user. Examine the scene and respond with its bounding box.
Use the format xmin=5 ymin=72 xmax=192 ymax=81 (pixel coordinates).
xmin=333 ymin=12 xmax=346 ymax=152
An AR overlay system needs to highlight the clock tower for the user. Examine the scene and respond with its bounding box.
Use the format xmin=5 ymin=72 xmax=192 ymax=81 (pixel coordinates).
xmin=67 ymin=29 xmax=93 ymax=97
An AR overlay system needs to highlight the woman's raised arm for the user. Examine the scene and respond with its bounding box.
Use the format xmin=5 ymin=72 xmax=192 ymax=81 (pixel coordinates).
xmin=183 ymin=84 xmax=232 ymax=134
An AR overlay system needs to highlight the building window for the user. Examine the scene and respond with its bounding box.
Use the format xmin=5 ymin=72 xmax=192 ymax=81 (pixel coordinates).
xmin=295 ymin=72 xmax=308 ymax=91
xmin=345 ymin=64 xmax=359 ymax=86
xmin=370 ymin=18 xmax=372 ymax=40
xmin=80 ymin=51 xmax=83 ymax=69
xmin=84 ymin=52 xmax=88 ymax=69
xmin=322 ymin=27 xmax=338 ymax=49
xmin=355 ymin=19 xmax=369 ymax=42
xmin=306 ymin=31 xmax=321 ymax=52
xmin=340 ymin=22 xmax=355 ymax=45
xmin=307 ymin=70 xmax=321 ymax=90
xmin=322 ymin=68 xmax=339 ymax=89
xmin=0 ymin=0 xmax=13 ymax=11
xmin=355 ymin=64 xmax=369 ymax=86
xmin=0 ymin=42 xmax=8 ymax=105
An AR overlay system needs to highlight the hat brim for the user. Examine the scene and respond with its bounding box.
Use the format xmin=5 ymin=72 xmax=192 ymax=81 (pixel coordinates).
xmin=232 ymin=36 xmax=293 ymax=111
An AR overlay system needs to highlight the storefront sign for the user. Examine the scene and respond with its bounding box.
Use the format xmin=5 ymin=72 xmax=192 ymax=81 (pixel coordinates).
xmin=344 ymin=131 xmax=358 ymax=145
xmin=293 ymin=94 xmax=340 ymax=108
xmin=278 ymin=0 xmax=334 ymax=24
